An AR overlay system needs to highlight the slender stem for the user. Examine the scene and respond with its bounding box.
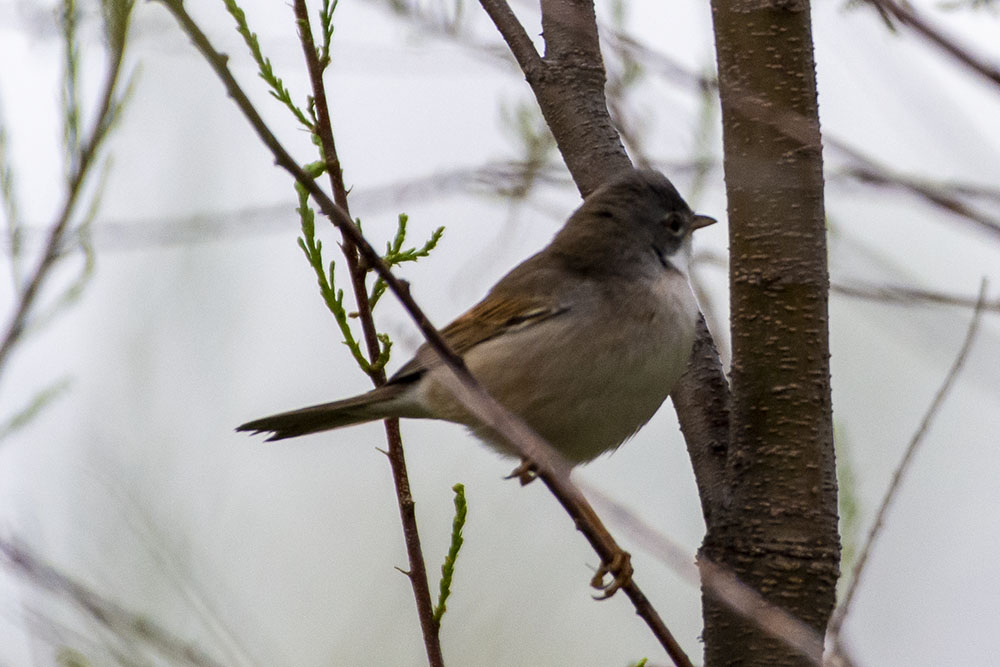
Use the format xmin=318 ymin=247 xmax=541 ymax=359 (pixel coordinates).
xmin=828 ymin=279 xmax=989 ymax=642
xmin=291 ymin=3 xmax=442 ymax=665
xmin=0 ymin=34 xmax=126 ymax=380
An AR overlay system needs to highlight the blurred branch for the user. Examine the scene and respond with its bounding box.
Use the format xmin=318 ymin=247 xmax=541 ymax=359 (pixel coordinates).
xmin=861 ymin=0 xmax=1000 ymax=89
xmin=0 ymin=539 xmax=226 ymax=667
xmin=0 ymin=377 xmax=72 ymax=441
xmin=0 ymin=0 xmax=133 ymax=380
xmin=832 ymin=280 xmax=1000 ymax=312
xmin=697 ymin=247 xmax=1000 ymax=313
xmin=826 ymin=279 xmax=989 ymax=651
xmin=157 ymin=2 xmax=691 ymax=665
xmin=833 ymin=145 xmax=1000 ymax=241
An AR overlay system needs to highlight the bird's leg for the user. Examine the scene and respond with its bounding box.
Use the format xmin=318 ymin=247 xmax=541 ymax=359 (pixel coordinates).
xmin=504 ymin=458 xmax=538 ymax=485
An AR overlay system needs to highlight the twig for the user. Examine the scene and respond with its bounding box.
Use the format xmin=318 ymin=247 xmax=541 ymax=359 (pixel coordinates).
xmin=835 ymin=148 xmax=1000 ymax=242
xmin=695 ymin=247 xmax=1000 ymax=314
xmin=827 ymin=278 xmax=989 ymax=645
xmin=0 ymin=11 xmax=129 ymax=379
xmin=157 ymin=2 xmax=691 ymax=664
xmin=863 ymin=0 xmax=1000 ymax=90
xmin=0 ymin=539 xmax=226 ymax=667
xmin=832 ymin=280 xmax=1000 ymax=313
xmin=290 ymin=3 xmax=442 ymax=664
xmin=583 ymin=484 xmax=824 ymax=666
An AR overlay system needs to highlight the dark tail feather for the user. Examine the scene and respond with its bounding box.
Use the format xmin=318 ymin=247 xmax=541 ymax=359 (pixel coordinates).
xmin=236 ymin=385 xmax=408 ymax=441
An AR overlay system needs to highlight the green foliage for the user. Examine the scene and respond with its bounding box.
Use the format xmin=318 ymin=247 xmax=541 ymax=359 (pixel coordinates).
xmin=227 ymin=0 xmax=445 ymax=376
xmin=317 ymin=0 xmax=339 ymax=69
xmin=498 ymin=99 xmax=557 ymax=197
xmin=0 ymin=378 xmax=73 ymax=441
xmin=61 ymin=0 xmax=82 ymax=163
xmin=0 ymin=0 xmax=133 ymax=431
xmin=628 ymin=659 xmax=649 ymax=667
xmin=369 ymin=215 xmax=445 ymax=309
xmin=433 ymin=483 xmax=468 ymax=625
xmin=295 ymin=162 xmax=388 ymax=373
xmin=0 ymin=118 xmax=21 ymax=284
xmin=101 ymin=0 xmax=135 ymax=56
xmin=223 ymin=0 xmax=314 ymax=131
xmin=56 ymin=647 xmax=91 ymax=667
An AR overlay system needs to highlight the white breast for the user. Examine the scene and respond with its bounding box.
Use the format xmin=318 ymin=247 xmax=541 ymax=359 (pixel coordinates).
xmin=419 ymin=270 xmax=701 ymax=463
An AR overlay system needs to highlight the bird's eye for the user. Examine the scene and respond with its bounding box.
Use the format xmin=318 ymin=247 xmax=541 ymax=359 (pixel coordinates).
xmin=662 ymin=212 xmax=685 ymax=236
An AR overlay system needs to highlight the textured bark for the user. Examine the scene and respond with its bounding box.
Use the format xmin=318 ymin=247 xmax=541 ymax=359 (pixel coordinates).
xmin=702 ymin=0 xmax=840 ymax=664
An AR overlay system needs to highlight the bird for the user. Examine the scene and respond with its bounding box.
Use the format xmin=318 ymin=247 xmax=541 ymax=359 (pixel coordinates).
xmin=238 ymin=169 xmax=715 ymax=464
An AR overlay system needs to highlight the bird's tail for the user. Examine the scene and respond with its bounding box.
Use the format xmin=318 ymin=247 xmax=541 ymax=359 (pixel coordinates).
xmin=236 ymin=383 xmax=414 ymax=441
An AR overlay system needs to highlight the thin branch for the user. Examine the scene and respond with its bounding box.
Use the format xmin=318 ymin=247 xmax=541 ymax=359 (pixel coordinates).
xmin=1 ymin=539 xmax=226 ymax=667
xmin=157 ymin=3 xmax=691 ymax=664
xmin=583 ymin=484 xmax=824 ymax=666
xmin=0 ymin=7 xmax=131 ymax=379
xmin=827 ymin=278 xmax=990 ymax=644
xmin=863 ymin=0 xmax=1000 ymax=90
xmin=832 ymin=280 xmax=1000 ymax=313
xmin=695 ymin=247 xmax=1000 ymax=314
xmin=833 ymin=147 xmax=1000 ymax=242
xmin=291 ymin=3 xmax=442 ymax=664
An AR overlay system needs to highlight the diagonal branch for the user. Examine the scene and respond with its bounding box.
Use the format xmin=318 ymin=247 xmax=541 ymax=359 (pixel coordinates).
xmin=157 ymin=2 xmax=692 ymax=664
xmin=863 ymin=0 xmax=1000 ymax=90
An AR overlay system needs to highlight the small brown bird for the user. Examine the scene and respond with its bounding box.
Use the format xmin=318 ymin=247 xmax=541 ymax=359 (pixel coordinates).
xmin=238 ymin=169 xmax=715 ymax=463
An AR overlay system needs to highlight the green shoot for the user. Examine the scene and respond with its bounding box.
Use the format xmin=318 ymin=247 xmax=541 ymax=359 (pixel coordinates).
xmin=222 ymin=0 xmax=314 ymax=131
xmin=433 ymin=483 xmax=467 ymax=626
xmin=369 ymin=214 xmax=445 ymax=309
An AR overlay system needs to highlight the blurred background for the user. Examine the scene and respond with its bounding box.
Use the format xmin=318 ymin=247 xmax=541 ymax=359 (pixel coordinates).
xmin=1 ymin=0 xmax=998 ymax=664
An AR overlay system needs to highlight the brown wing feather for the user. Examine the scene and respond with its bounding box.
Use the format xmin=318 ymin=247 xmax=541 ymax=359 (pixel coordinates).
xmin=390 ymin=295 xmax=567 ymax=382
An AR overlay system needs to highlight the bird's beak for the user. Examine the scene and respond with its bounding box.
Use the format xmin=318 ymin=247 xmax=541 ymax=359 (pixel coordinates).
xmin=691 ymin=214 xmax=717 ymax=231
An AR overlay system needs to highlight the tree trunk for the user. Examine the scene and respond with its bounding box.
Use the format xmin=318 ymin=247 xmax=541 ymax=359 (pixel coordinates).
xmin=701 ymin=0 xmax=840 ymax=663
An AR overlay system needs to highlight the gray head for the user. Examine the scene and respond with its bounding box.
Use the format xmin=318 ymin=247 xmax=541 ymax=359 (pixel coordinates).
xmin=549 ymin=169 xmax=715 ymax=277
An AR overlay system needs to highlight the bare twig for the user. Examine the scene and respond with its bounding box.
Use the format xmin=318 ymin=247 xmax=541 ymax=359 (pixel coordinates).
xmin=584 ymin=484 xmax=825 ymax=665
xmin=696 ymin=247 xmax=1000 ymax=313
xmin=291 ymin=3 xmax=442 ymax=664
xmin=157 ymin=2 xmax=691 ymax=664
xmin=827 ymin=278 xmax=990 ymax=645
xmin=1 ymin=539 xmax=226 ymax=667
xmin=834 ymin=147 xmax=1000 ymax=241
xmin=863 ymin=0 xmax=1000 ymax=90
xmin=832 ymin=280 xmax=1000 ymax=313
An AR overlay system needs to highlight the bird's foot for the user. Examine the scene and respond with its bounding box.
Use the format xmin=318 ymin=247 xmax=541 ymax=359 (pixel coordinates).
xmin=590 ymin=549 xmax=633 ymax=600
xmin=504 ymin=459 xmax=537 ymax=486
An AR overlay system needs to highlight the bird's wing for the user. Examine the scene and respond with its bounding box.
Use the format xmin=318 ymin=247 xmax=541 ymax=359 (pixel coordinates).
xmin=389 ymin=294 xmax=569 ymax=383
